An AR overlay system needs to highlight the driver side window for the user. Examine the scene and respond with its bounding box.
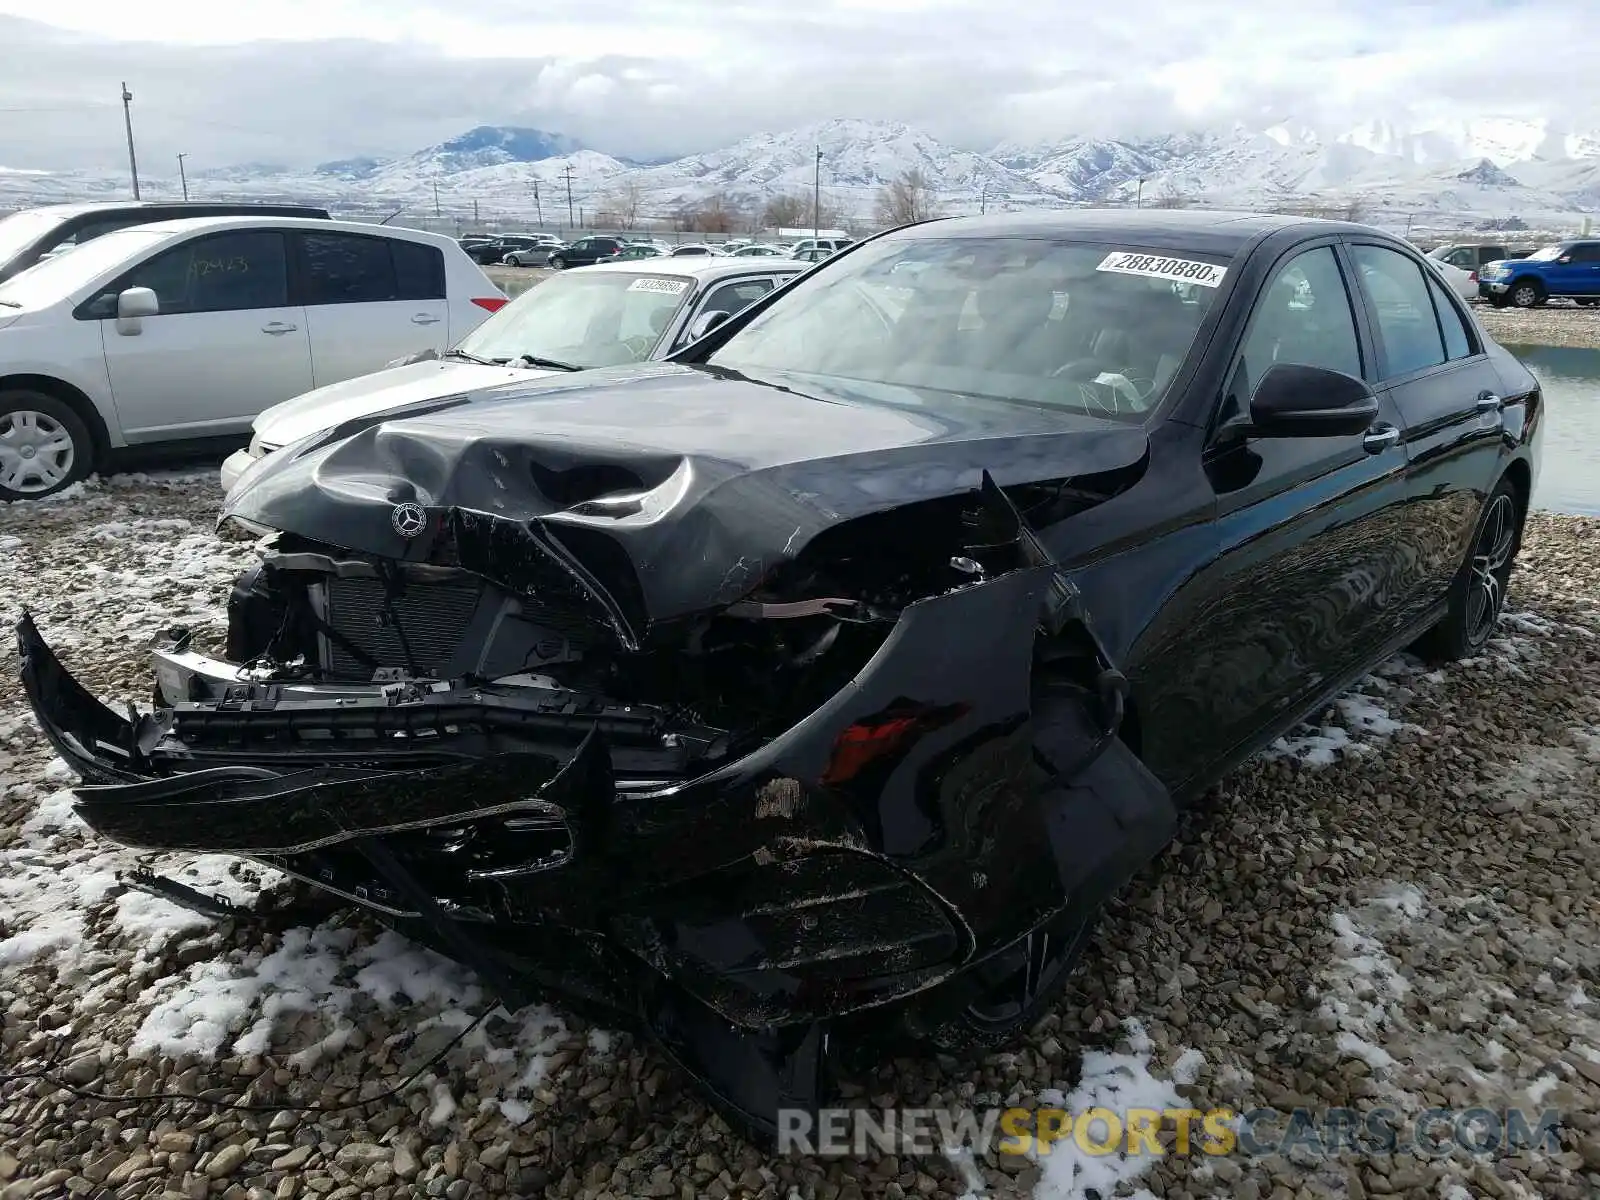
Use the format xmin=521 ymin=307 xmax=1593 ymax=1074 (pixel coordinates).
xmin=1223 ymin=246 xmax=1362 ymax=424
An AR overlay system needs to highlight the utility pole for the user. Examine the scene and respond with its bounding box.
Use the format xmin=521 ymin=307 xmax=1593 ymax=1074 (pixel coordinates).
xmin=121 ymin=82 xmax=141 ymax=200
xmin=176 ymin=153 xmax=188 ymax=201
xmin=1136 ymin=176 xmax=1144 ymax=209
xmin=533 ymin=180 xmax=543 ymax=226
xmin=980 ymin=183 xmax=987 ymax=215
xmin=473 ymin=198 xmax=479 ymax=224
xmin=563 ymin=165 xmax=575 ymax=228
xmin=812 ymin=145 xmax=821 ymax=245
xmin=432 ymin=179 xmax=441 ymax=218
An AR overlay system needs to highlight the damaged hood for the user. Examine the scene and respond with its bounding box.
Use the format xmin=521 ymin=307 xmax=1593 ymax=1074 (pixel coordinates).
xmin=252 ymin=358 xmax=550 ymax=449
xmin=222 ymin=362 xmax=1148 ymax=627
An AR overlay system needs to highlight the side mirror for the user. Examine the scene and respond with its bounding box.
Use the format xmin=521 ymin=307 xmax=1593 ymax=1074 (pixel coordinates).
xmin=1237 ymin=363 xmax=1380 ymax=439
xmin=686 ymin=310 xmax=732 ymax=342
xmin=1558 ymin=255 xmax=1572 ymax=264
xmin=115 ymin=286 xmax=158 ymax=336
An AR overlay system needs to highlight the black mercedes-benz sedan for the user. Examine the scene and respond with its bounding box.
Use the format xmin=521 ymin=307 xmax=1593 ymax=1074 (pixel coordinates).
xmin=18 ymin=211 xmax=1542 ymax=1136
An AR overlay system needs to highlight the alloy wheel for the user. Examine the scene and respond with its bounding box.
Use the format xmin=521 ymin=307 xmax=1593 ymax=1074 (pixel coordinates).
xmin=0 ymin=409 xmax=76 ymax=495
xmin=962 ymin=915 xmax=1094 ymax=1030
xmin=1512 ymin=283 xmax=1540 ymax=308
xmin=1465 ymin=492 xmax=1517 ymax=646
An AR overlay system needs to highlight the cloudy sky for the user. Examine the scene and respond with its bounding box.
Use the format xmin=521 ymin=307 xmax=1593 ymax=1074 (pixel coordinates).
xmin=0 ymin=0 xmax=1592 ymax=172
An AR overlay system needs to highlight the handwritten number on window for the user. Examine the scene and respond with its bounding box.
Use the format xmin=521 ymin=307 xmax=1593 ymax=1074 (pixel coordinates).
xmin=190 ymin=256 xmax=251 ymax=277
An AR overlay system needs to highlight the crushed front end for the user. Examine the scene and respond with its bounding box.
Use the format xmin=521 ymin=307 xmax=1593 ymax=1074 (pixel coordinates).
xmin=17 ymin=476 xmax=1174 ymax=1138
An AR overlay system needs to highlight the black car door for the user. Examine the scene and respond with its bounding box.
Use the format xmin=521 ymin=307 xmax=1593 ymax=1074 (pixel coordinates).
xmin=568 ymin=238 xmax=594 ymax=265
xmin=1168 ymin=241 xmax=1413 ymax=780
xmin=1345 ymin=241 xmax=1511 ymax=615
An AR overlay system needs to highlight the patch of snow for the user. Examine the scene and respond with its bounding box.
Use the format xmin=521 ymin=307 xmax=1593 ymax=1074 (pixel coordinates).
xmin=428 ymin=1081 xmax=458 ymax=1127
xmin=1261 ymin=676 xmax=1419 ymax=767
xmin=1315 ymin=889 xmax=1420 ymax=1074
xmin=1029 ymin=1020 xmax=1198 ymax=1200
xmin=1526 ymin=1073 xmax=1560 ymax=1105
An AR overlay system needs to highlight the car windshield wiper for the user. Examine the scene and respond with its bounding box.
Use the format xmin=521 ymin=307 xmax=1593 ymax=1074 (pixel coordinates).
xmin=0 ymin=300 xmax=20 ymax=308
xmin=443 ymin=349 xmax=495 ymax=365
xmin=508 ymin=353 xmax=580 ymax=371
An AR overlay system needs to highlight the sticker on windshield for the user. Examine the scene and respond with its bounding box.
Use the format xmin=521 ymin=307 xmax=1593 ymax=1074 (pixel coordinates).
xmin=1096 ymin=252 xmax=1228 ymax=288
xmin=628 ymin=277 xmax=691 ymax=294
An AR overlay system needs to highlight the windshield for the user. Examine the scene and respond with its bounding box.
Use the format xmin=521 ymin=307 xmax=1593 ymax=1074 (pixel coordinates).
xmin=454 ymin=270 xmax=694 ymax=368
xmin=708 ymin=235 xmax=1228 ymax=421
xmin=1526 ymin=245 xmax=1562 ymax=262
xmin=0 ymin=228 xmax=167 ymax=307
xmin=0 ymin=209 xmax=70 ymax=268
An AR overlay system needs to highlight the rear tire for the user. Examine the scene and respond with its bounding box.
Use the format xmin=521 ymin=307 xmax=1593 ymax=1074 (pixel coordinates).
xmin=548 ymin=256 xmax=565 ymax=270
xmin=0 ymin=390 xmax=93 ymax=501
xmin=1576 ymin=298 xmax=1600 ymax=307
xmin=1414 ymin=476 xmax=1523 ymax=662
xmin=1510 ymin=279 xmax=1545 ymax=308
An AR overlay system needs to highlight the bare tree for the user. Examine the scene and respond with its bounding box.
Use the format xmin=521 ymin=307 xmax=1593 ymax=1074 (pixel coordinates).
xmin=1150 ymin=178 xmax=1190 ymax=209
xmin=674 ymin=193 xmax=742 ymax=234
xmin=606 ymin=179 xmax=643 ymax=229
xmin=762 ymin=192 xmax=809 ymax=229
xmin=874 ymin=169 xmax=941 ymax=226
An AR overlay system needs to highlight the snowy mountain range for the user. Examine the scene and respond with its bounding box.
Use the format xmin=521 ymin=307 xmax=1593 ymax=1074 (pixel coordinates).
xmin=3 ymin=116 xmax=1599 ymax=231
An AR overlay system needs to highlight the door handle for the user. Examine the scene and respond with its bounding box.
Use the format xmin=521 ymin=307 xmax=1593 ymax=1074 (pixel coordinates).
xmin=1476 ymin=390 xmax=1503 ymax=412
xmin=411 ymin=314 xmax=442 ymax=325
xmin=1362 ymin=424 xmax=1400 ymax=454
xmin=261 ymin=322 xmax=298 ymax=335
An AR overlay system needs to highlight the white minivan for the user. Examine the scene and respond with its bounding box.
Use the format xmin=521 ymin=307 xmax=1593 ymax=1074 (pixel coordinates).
xmin=0 ymin=216 xmax=505 ymax=499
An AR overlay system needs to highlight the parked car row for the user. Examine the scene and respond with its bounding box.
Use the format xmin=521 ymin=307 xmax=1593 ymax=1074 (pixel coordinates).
xmin=467 ymin=231 xmax=857 ymax=269
xmin=0 ymin=198 xmax=844 ymax=502
xmin=19 ymin=209 xmax=1543 ymax=1142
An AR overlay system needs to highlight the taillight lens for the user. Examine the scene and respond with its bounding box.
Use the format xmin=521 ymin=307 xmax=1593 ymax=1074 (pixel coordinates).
xmin=1469 ymin=271 xmax=1478 ymax=283
xmin=472 ymin=297 xmax=508 ymax=312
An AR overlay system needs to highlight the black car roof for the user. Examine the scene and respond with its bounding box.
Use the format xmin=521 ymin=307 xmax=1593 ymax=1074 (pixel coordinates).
xmin=890 ymin=209 xmax=1370 ymax=256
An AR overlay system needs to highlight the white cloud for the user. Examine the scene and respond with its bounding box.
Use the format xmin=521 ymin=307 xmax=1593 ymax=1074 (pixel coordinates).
xmin=0 ymin=0 xmax=1592 ymax=172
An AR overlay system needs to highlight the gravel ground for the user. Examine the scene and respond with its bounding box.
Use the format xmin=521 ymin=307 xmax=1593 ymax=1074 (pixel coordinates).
xmin=1475 ymin=303 xmax=1600 ymax=351
xmin=2 ymin=473 xmax=1599 ymax=1200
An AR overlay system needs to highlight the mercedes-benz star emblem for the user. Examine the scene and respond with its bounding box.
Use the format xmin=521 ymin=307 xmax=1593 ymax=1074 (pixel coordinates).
xmin=391 ymin=502 xmax=427 ymax=539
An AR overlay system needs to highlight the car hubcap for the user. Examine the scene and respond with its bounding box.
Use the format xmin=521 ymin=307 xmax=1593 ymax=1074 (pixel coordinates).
xmin=0 ymin=410 xmax=75 ymax=494
xmin=963 ymin=916 xmax=1092 ymax=1028
xmin=1514 ymin=286 xmax=1536 ymax=307
xmin=1465 ymin=493 xmax=1516 ymax=645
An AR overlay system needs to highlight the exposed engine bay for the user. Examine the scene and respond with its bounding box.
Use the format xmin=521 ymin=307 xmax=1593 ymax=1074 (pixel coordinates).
xmin=19 ymin=441 xmax=1173 ymax=1139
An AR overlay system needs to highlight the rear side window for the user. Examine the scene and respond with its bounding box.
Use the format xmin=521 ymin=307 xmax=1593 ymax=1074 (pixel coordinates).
xmin=1569 ymin=243 xmax=1600 ymax=264
xmin=1425 ymin=273 xmax=1475 ymax=361
xmin=1351 ymin=245 xmax=1446 ymax=378
xmin=299 ymin=233 xmax=445 ymax=304
xmin=110 ymin=230 xmax=289 ymax=315
xmin=393 ymin=240 xmax=446 ymax=300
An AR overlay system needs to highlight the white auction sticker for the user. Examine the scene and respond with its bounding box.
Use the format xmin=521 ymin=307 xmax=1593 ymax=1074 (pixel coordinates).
xmin=627 ymin=276 xmax=691 ymax=294
xmin=1096 ymin=251 xmax=1228 ymax=288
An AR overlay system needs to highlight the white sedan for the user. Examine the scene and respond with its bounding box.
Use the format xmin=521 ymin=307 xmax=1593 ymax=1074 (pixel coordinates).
xmin=220 ymin=258 xmax=803 ymax=492
xmin=0 ymin=216 xmax=504 ymax=499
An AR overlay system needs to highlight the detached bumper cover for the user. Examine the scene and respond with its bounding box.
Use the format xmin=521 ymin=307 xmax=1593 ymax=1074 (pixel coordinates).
xmin=16 ymin=558 xmax=1175 ymax=1133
